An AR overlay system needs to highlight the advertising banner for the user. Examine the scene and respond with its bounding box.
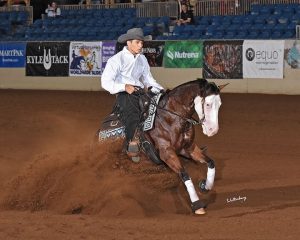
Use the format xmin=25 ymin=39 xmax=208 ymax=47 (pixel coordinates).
xmin=0 ymin=42 xmax=26 ymax=68
xmin=26 ymin=42 xmax=69 ymax=76
xmin=163 ymin=41 xmax=203 ymax=68
xmin=101 ymin=41 xmax=116 ymax=72
xmin=142 ymin=41 xmax=165 ymax=67
xmin=115 ymin=41 xmax=165 ymax=67
xmin=69 ymin=42 xmax=102 ymax=77
xmin=243 ymin=40 xmax=284 ymax=79
xmin=203 ymin=40 xmax=243 ymax=79
xmin=284 ymin=40 xmax=300 ymax=69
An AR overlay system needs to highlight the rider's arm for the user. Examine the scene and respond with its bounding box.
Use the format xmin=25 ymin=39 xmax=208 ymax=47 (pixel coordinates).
xmin=141 ymin=55 xmax=164 ymax=93
xmin=101 ymin=58 xmax=125 ymax=94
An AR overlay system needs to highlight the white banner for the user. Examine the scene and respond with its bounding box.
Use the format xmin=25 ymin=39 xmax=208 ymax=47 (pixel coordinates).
xmin=69 ymin=42 xmax=102 ymax=77
xmin=243 ymin=40 xmax=284 ymax=79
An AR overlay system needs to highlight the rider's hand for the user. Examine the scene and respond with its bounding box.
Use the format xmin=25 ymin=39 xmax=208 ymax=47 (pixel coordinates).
xmin=125 ymin=84 xmax=135 ymax=94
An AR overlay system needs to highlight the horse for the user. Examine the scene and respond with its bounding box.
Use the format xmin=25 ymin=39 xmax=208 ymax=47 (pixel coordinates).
xmin=97 ymin=78 xmax=227 ymax=215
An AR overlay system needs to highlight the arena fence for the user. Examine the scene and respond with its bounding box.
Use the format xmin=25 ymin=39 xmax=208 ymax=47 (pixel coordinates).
xmin=58 ymin=0 xmax=300 ymax=19
xmin=194 ymin=0 xmax=300 ymax=16
xmin=59 ymin=2 xmax=179 ymax=18
xmin=0 ymin=5 xmax=33 ymax=25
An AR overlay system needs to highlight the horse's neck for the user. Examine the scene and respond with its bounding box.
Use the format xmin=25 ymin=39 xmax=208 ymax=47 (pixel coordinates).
xmin=166 ymin=84 xmax=198 ymax=118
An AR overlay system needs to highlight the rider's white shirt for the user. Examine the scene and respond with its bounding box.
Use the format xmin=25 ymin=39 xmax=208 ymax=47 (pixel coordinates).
xmin=101 ymin=47 xmax=163 ymax=94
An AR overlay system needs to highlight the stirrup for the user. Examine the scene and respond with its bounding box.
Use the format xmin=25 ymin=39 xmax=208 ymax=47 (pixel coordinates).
xmin=127 ymin=141 xmax=140 ymax=163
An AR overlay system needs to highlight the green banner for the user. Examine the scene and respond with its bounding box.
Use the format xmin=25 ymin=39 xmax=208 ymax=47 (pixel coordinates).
xmin=163 ymin=41 xmax=203 ymax=68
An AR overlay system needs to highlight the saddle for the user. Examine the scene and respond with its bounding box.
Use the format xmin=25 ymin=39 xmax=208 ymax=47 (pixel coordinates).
xmin=96 ymin=91 xmax=163 ymax=165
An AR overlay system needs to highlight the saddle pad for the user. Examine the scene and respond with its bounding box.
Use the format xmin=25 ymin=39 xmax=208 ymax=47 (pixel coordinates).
xmin=99 ymin=126 xmax=125 ymax=141
xmin=143 ymin=93 xmax=162 ymax=131
xmin=98 ymin=113 xmax=125 ymax=141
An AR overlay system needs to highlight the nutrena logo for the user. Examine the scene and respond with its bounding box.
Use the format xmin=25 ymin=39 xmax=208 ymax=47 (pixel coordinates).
xmin=167 ymin=50 xmax=199 ymax=60
xmin=166 ymin=50 xmax=174 ymax=60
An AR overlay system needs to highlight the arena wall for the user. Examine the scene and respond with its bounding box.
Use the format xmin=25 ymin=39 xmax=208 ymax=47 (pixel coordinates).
xmin=0 ymin=67 xmax=299 ymax=94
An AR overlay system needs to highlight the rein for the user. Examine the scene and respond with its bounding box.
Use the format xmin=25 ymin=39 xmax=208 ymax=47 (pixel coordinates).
xmin=130 ymin=87 xmax=206 ymax=126
xmin=146 ymin=92 xmax=205 ymax=126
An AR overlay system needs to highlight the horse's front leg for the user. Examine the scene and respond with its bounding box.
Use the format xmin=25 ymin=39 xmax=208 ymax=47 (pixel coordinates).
xmin=181 ymin=143 xmax=216 ymax=193
xmin=160 ymin=146 xmax=206 ymax=215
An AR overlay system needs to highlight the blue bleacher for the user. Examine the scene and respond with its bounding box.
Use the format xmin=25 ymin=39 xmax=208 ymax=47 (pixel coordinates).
xmin=2 ymin=3 xmax=298 ymax=41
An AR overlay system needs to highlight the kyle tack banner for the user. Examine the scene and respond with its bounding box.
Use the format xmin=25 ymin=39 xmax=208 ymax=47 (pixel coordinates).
xmin=26 ymin=42 xmax=70 ymax=76
xmin=0 ymin=42 xmax=26 ymax=68
xmin=243 ymin=40 xmax=284 ymax=79
xmin=69 ymin=42 xmax=102 ymax=77
xmin=163 ymin=41 xmax=203 ymax=68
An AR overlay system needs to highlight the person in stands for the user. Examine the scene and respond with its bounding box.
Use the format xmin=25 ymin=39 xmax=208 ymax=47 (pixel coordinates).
xmin=176 ymin=3 xmax=194 ymax=26
xmin=45 ymin=1 xmax=61 ymax=17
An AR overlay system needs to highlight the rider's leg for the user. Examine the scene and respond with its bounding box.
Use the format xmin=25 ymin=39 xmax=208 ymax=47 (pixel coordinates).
xmin=116 ymin=92 xmax=141 ymax=162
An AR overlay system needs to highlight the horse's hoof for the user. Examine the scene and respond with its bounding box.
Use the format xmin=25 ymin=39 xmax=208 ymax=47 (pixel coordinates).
xmin=195 ymin=208 xmax=206 ymax=215
xmin=199 ymin=180 xmax=209 ymax=193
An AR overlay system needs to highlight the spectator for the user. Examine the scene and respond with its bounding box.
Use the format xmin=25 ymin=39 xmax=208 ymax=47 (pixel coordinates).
xmin=176 ymin=3 xmax=194 ymax=26
xmin=45 ymin=1 xmax=61 ymax=17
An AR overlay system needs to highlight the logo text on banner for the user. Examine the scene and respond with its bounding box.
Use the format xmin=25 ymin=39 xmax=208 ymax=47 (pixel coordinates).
xmin=243 ymin=40 xmax=284 ymax=79
xmin=163 ymin=41 xmax=203 ymax=68
xmin=0 ymin=42 xmax=26 ymax=68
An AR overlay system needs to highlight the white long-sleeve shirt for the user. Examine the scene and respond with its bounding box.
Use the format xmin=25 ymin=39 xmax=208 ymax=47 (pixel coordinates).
xmin=101 ymin=47 xmax=163 ymax=94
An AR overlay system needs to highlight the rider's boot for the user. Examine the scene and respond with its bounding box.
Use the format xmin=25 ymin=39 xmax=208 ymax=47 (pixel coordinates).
xmin=126 ymin=130 xmax=141 ymax=163
xmin=127 ymin=140 xmax=140 ymax=163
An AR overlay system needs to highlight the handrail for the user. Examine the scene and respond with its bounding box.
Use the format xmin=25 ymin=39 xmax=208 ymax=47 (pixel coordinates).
xmin=59 ymin=2 xmax=179 ymax=18
xmin=194 ymin=0 xmax=300 ymax=16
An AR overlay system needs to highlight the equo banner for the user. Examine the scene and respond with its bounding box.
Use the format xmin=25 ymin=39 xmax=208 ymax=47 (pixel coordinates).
xmin=0 ymin=42 xmax=26 ymax=68
xmin=203 ymin=40 xmax=243 ymax=79
xmin=69 ymin=42 xmax=102 ymax=77
xmin=163 ymin=41 xmax=203 ymax=68
xmin=26 ymin=42 xmax=69 ymax=76
xmin=243 ymin=40 xmax=284 ymax=79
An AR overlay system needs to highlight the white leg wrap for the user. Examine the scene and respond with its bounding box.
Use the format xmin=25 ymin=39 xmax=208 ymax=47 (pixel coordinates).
xmin=184 ymin=179 xmax=199 ymax=203
xmin=205 ymin=167 xmax=215 ymax=190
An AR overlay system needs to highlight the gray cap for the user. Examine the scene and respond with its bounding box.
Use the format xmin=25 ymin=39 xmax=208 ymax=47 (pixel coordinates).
xmin=117 ymin=28 xmax=145 ymax=43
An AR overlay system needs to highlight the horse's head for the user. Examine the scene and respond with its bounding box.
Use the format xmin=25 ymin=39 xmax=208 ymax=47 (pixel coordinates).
xmin=194 ymin=80 xmax=227 ymax=137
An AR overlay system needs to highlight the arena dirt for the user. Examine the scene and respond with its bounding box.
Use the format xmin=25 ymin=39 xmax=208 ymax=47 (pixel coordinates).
xmin=0 ymin=90 xmax=299 ymax=240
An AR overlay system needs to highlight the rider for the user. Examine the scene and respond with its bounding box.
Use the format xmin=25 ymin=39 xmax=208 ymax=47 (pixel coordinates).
xmin=101 ymin=28 xmax=164 ymax=162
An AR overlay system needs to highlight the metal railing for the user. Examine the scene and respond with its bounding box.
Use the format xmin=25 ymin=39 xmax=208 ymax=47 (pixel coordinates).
xmin=297 ymin=25 xmax=300 ymax=39
xmin=59 ymin=2 xmax=179 ymax=18
xmin=194 ymin=0 xmax=300 ymax=16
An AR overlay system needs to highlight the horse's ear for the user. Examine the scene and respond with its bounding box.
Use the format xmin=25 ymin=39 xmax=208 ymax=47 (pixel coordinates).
xmin=218 ymin=83 xmax=229 ymax=91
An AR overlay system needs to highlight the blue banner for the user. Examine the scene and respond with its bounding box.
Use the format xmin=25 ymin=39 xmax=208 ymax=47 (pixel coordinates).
xmin=0 ymin=42 xmax=26 ymax=68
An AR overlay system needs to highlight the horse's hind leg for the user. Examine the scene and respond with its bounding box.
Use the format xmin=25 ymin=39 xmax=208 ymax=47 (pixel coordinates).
xmin=160 ymin=146 xmax=206 ymax=215
xmin=181 ymin=144 xmax=216 ymax=192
